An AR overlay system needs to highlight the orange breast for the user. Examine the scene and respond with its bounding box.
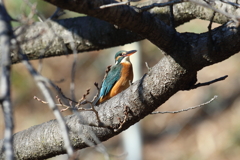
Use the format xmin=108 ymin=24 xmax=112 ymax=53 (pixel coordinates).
xmin=98 ymin=63 xmax=133 ymax=104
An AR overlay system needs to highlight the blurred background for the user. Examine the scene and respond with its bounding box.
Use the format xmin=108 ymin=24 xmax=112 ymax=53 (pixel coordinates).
xmin=1 ymin=0 xmax=240 ymax=160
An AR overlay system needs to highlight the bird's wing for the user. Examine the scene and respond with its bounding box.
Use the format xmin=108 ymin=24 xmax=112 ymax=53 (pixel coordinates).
xmin=99 ymin=64 xmax=122 ymax=97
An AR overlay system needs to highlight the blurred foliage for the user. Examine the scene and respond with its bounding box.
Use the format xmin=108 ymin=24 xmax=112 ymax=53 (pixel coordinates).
xmin=5 ymin=0 xmax=82 ymax=28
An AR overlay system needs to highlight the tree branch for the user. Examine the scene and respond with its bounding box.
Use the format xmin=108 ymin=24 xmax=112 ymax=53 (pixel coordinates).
xmin=0 ymin=1 xmax=14 ymax=160
xmin=0 ymin=54 xmax=198 ymax=159
xmin=7 ymin=0 xmax=239 ymax=63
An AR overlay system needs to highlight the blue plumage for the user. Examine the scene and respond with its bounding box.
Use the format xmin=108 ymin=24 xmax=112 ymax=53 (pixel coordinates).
xmin=99 ymin=64 xmax=123 ymax=97
xmin=96 ymin=50 xmax=136 ymax=105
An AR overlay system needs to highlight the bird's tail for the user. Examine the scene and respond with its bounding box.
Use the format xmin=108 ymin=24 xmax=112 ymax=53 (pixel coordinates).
xmin=94 ymin=97 xmax=101 ymax=106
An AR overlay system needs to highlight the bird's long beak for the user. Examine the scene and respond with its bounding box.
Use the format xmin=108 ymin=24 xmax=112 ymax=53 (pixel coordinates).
xmin=123 ymin=50 xmax=137 ymax=57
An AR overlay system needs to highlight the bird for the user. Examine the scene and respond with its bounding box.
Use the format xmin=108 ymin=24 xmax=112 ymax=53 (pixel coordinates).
xmin=96 ymin=50 xmax=137 ymax=105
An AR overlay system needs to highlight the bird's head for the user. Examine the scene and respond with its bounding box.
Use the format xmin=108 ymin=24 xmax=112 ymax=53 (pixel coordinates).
xmin=114 ymin=50 xmax=137 ymax=64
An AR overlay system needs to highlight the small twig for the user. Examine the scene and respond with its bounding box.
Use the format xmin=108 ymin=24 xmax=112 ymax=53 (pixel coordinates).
xmin=151 ymin=95 xmax=218 ymax=114
xmin=37 ymin=16 xmax=43 ymax=22
xmin=206 ymin=11 xmax=216 ymax=60
xmin=54 ymin=86 xmax=77 ymax=104
xmin=102 ymin=65 xmax=112 ymax=83
xmin=106 ymin=65 xmax=112 ymax=74
xmin=208 ymin=10 xmax=216 ymax=30
xmin=100 ymin=1 xmax=129 ymax=9
xmin=17 ymin=45 xmax=74 ymax=156
xmin=169 ymin=5 xmax=175 ymax=28
xmin=145 ymin=62 xmax=151 ymax=71
xmin=50 ymin=7 xmax=65 ymax=20
xmin=78 ymin=89 xmax=102 ymax=124
xmin=34 ymin=96 xmax=48 ymax=104
xmin=77 ymin=89 xmax=90 ymax=105
xmin=78 ymin=105 xmax=102 ymax=125
xmin=92 ymin=82 xmax=100 ymax=103
xmin=138 ymin=0 xmax=184 ymax=12
xmin=33 ymin=95 xmax=72 ymax=111
xmin=56 ymin=95 xmax=71 ymax=112
xmin=190 ymin=75 xmax=228 ymax=90
xmin=70 ymin=58 xmax=77 ymax=101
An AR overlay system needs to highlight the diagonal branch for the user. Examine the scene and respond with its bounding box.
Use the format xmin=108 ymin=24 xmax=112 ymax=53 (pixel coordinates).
xmin=0 ymin=1 xmax=14 ymax=160
xmin=137 ymin=0 xmax=184 ymax=12
xmin=6 ymin=1 xmax=239 ymax=64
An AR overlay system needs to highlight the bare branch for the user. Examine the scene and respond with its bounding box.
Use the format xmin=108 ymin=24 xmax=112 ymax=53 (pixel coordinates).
xmin=0 ymin=1 xmax=14 ymax=160
xmin=169 ymin=4 xmax=175 ymax=28
xmin=145 ymin=62 xmax=151 ymax=71
xmin=15 ymin=44 xmax=74 ymax=156
xmin=190 ymin=75 xmax=228 ymax=90
xmin=151 ymin=95 xmax=218 ymax=114
xmin=50 ymin=7 xmax=65 ymax=20
xmin=100 ymin=1 xmax=129 ymax=9
xmin=69 ymin=40 xmax=79 ymax=102
xmin=138 ymin=0 xmax=184 ymax=12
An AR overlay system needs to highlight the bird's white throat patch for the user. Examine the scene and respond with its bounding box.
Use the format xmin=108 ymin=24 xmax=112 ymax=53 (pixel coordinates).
xmin=121 ymin=56 xmax=131 ymax=63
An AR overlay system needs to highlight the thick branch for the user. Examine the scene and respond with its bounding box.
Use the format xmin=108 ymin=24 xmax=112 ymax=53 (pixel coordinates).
xmin=42 ymin=0 xmax=240 ymax=50
xmin=0 ymin=54 xmax=198 ymax=159
xmin=12 ymin=17 xmax=143 ymax=64
xmin=9 ymin=0 xmax=240 ymax=63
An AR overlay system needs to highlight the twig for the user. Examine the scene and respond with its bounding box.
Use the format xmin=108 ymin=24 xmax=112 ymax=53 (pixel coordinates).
xmin=151 ymin=95 xmax=218 ymax=114
xmin=34 ymin=96 xmax=48 ymax=104
xmin=0 ymin=1 xmax=14 ymax=159
xmin=169 ymin=5 xmax=175 ymax=28
xmin=54 ymin=85 xmax=77 ymax=104
xmin=208 ymin=11 xmax=216 ymax=35
xmin=145 ymin=62 xmax=151 ymax=71
xmin=50 ymin=8 xmax=65 ymax=20
xmin=76 ymin=89 xmax=103 ymax=126
xmin=15 ymin=42 xmax=74 ymax=157
xmin=219 ymin=0 xmax=240 ymax=8
xmin=34 ymin=96 xmax=72 ymax=111
xmin=92 ymin=82 xmax=100 ymax=103
xmin=100 ymin=1 xmax=129 ymax=9
xmin=17 ymin=1 xmax=107 ymax=157
xmin=190 ymin=75 xmax=228 ymax=90
xmin=207 ymin=10 xmax=216 ymax=59
xmin=138 ymin=0 xmax=184 ymax=12
xmin=70 ymin=55 xmax=77 ymax=101
xmin=66 ymin=26 xmax=79 ymax=103
xmin=57 ymin=88 xmax=104 ymax=127
xmin=102 ymin=65 xmax=112 ymax=83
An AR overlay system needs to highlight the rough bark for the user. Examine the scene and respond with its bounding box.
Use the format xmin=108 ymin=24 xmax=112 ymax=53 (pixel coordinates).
xmin=10 ymin=0 xmax=240 ymax=63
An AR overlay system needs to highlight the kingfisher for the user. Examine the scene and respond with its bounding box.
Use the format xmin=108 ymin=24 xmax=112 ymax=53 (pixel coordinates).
xmin=96 ymin=50 xmax=136 ymax=105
